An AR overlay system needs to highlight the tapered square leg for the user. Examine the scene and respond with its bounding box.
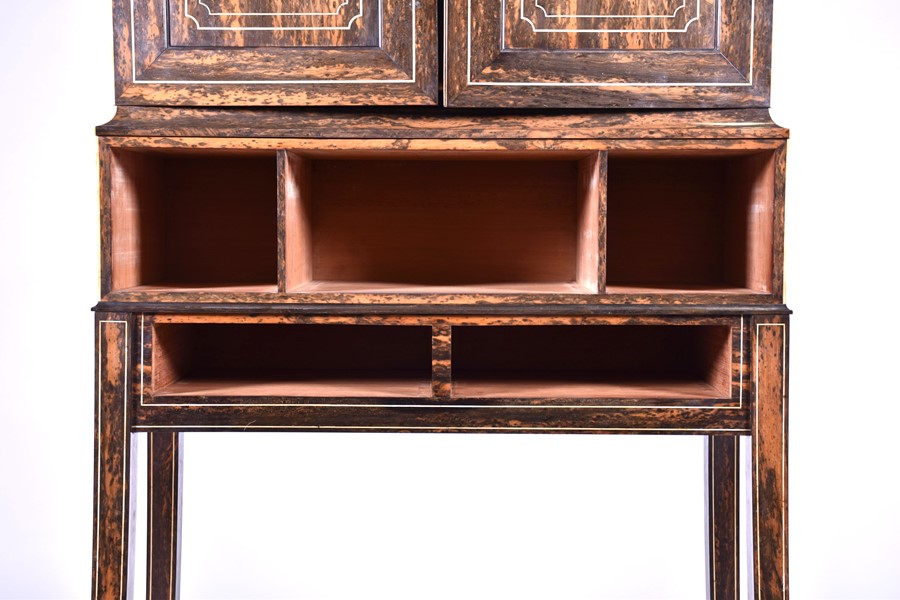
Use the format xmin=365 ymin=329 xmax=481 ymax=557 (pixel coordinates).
xmin=92 ymin=314 xmax=137 ymax=600
xmin=751 ymin=319 xmax=789 ymax=599
xmin=148 ymin=432 xmax=182 ymax=600
xmin=707 ymin=435 xmax=739 ymax=600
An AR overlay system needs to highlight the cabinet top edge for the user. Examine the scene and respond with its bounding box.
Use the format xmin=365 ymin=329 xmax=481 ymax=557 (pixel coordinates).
xmin=92 ymin=302 xmax=793 ymax=317
xmin=96 ymin=107 xmax=789 ymax=140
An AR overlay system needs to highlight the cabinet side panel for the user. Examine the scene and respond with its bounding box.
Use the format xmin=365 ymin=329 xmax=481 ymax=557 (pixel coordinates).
xmin=108 ymin=150 xmax=163 ymax=292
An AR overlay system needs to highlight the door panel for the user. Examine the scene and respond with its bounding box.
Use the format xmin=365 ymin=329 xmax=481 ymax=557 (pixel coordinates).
xmin=445 ymin=0 xmax=771 ymax=108
xmin=115 ymin=0 xmax=437 ymax=105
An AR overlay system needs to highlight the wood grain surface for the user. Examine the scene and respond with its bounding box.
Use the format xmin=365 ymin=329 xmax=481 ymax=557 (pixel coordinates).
xmin=751 ymin=317 xmax=789 ymax=599
xmin=98 ymin=107 xmax=789 ymax=140
xmin=92 ymin=314 xmax=136 ymax=600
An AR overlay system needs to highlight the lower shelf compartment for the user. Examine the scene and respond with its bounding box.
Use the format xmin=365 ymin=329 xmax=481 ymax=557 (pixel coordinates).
xmin=451 ymin=325 xmax=733 ymax=399
xmin=148 ymin=319 xmax=735 ymax=402
xmin=151 ymin=323 xmax=434 ymax=398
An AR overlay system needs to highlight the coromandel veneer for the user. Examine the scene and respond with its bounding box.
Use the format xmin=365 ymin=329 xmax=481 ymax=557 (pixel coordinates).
xmin=92 ymin=1 xmax=790 ymax=599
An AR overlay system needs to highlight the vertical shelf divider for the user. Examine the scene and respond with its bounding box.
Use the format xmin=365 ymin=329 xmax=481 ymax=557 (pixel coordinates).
xmin=577 ymin=151 xmax=606 ymax=294
xmin=279 ymin=150 xmax=313 ymax=293
xmin=431 ymin=323 xmax=452 ymax=399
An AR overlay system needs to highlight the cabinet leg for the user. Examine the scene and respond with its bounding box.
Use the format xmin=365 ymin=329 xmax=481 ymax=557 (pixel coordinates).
xmin=707 ymin=436 xmax=739 ymax=600
xmin=92 ymin=315 xmax=136 ymax=600
xmin=148 ymin=432 xmax=182 ymax=600
xmin=751 ymin=321 xmax=789 ymax=599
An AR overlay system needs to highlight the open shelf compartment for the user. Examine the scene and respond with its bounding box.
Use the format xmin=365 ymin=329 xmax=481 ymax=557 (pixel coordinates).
xmin=108 ymin=148 xmax=278 ymax=293
xmin=152 ymin=323 xmax=434 ymax=398
xmin=451 ymin=324 xmax=733 ymax=399
xmin=283 ymin=151 xmax=601 ymax=295
xmin=606 ymin=150 xmax=776 ymax=295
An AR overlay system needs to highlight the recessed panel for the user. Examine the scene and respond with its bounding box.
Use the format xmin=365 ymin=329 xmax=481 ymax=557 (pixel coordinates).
xmin=169 ymin=0 xmax=379 ymax=47
xmin=505 ymin=0 xmax=718 ymax=51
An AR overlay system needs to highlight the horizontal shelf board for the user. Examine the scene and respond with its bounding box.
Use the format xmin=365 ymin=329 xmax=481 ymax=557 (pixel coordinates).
xmin=126 ymin=282 xmax=278 ymax=293
xmin=292 ymin=280 xmax=595 ymax=295
xmin=452 ymin=377 xmax=724 ymax=400
xmin=96 ymin=301 xmax=791 ymax=316
xmin=606 ymin=285 xmax=765 ymax=295
xmin=133 ymin=404 xmax=752 ymax=433
xmin=155 ymin=372 xmax=432 ymax=398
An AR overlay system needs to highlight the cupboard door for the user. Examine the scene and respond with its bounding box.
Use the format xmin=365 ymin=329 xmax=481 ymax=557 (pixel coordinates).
xmin=115 ymin=0 xmax=438 ymax=105
xmin=445 ymin=0 xmax=771 ymax=108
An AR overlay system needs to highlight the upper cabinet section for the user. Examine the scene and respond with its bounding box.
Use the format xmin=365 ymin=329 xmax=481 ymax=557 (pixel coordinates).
xmin=114 ymin=0 xmax=438 ymax=105
xmin=113 ymin=0 xmax=771 ymax=107
xmin=445 ymin=0 xmax=773 ymax=108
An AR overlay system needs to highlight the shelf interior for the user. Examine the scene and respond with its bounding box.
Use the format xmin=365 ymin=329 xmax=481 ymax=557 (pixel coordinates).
xmin=607 ymin=150 xmax=775 ymax=293
xmin=284 ymin=153 xmax=600 ymax=294
xmin=152 ymin=323 xmax=433 ymax=398
xmin=452 ymin=325 xmax=733 ymax=399
xmin=109 ymin=149 xmax=278 ymax=292
xmin=105 ymin=146 xmax=780 ymax=298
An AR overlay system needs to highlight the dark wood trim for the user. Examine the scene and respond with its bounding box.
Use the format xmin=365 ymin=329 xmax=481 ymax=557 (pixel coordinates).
xmin=92 ymin=313 xmax=137 ymax=600
xmin=707 ymin=436 xmax=740 ymax=600
xmin=103 ymin=290 xmax=782 ymax=306
xmin=97 ymin=108 xmax=789 ymax=140
xmin=751 ymin=317 xmax=789 ymax=599
xmin=133 ymin=404 xmax=751 ymax=433
xmin=94 ymin=302 xmax=792 ymax=317
xmin=771 ymin=144 xmax=788 ymax=300
xmin=147 ymin=432 xmax=182 ymax=600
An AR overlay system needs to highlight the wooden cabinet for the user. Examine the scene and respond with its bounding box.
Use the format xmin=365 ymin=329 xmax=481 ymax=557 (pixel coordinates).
xmin=114 ymin=0 xmax=770 ymax=107
xmin=115 ymin=0 xmax=438 ymax=105
xmin=95 ymin=1 xmax=790 ymax=598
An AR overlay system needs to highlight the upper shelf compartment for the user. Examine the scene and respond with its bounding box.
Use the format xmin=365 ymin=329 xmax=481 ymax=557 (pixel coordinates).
xmin=284 ymin=152 xmax=601 ymax=295
xmin=445 ymin=0 xmax=772 ymax=108
xmin=113 ymin=0 xmax=438 ymax=105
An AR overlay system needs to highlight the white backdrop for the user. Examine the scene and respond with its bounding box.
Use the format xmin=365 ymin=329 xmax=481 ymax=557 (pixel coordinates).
xmin=1 ymin=1 xmax=898 ymax=598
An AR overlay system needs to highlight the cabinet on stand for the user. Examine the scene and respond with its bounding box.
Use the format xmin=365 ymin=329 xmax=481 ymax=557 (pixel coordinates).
xmin=93 ymin=1 xmax=790 ymax=598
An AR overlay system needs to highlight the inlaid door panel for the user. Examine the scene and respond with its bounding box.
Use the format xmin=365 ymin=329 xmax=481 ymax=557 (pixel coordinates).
xmin=168 ymin=0 xmax=380 ymax=48
xmin=114 ymin=0 xmax=437 ymax=105
xmin=446 ymin=0 xmax=771 ymax=108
